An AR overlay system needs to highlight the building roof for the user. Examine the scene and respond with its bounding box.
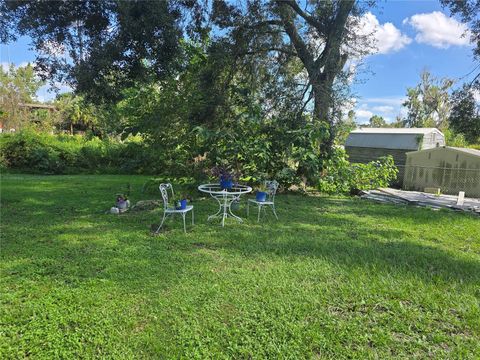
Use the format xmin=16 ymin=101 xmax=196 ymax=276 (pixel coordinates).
xmin=407 ymin=146 xmax=480 ymax=157
xmin=345 ymin=128 xmax=444 ymax=150
xmin=351 ymin=127 xmax=443 ymax=135
xmin=19 ymin=103 xmax=57 ymax=110
xmin=449 ymin=147 xmax=480 ymax=157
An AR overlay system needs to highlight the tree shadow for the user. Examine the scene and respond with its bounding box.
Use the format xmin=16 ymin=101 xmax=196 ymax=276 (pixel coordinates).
xmin=2 ymin=179 xmax=479 ymax=296
xmin=207 ymin=215 xmax=480 ymax=287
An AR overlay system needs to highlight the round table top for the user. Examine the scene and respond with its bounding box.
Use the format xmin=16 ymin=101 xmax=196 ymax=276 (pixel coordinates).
xmin=198 ymin=183 xmax=252 ymax=195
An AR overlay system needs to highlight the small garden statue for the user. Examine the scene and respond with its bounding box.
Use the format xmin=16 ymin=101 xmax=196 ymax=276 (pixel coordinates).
xmin=110 ymin=193 xmax=131 ymax=214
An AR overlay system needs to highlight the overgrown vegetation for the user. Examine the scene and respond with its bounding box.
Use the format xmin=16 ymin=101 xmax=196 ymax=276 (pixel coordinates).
xmin=318 ymin=153 xmax=398 ymax=194
xmin=0 ymin=130 xmax=186 ymax=176
xmin=1 ymin=130 xmax=400 ymax=192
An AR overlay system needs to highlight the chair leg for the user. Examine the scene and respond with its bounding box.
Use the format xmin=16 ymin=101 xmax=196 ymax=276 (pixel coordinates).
xmin=155 ymin=212 xmax=167 ymax=233
xmin=257 ymin=204 xmax=261 ymax=222
xmin=272 ymin=204 xmax=278 ymax=220
xmin=182 ymin=212 xmax=186 ymax=233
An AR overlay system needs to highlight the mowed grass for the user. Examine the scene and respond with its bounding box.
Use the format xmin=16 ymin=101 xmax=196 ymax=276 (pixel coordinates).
xmin=1 ymin=174 xmax=479 ymax=359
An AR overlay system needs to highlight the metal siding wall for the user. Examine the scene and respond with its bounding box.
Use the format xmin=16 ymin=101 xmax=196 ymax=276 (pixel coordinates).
xmin=345 ymin=147 xmax=407 ymax=185
xmin=404 ymin=148 xmax=480 ymax=197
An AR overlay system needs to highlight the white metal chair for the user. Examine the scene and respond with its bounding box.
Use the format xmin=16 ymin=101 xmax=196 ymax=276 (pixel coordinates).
xmin=247 ymin=180 xmax=279 ymax=222
xmin=155 ymin=183 xmax=194 ymax=233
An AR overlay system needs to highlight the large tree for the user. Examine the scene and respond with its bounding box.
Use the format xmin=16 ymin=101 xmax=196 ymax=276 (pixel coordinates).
xmin=212 ymin=1 xmax=372 ymax=151
xmin=0 ymin=0 xmax=186 ymax=102
xmin=402 ymin=71 xmax=453 ymax=129
xmin=0 ymin=63 xmax=44 ymax=130
xmin=1 ymin=0 xmax=374 ymax=183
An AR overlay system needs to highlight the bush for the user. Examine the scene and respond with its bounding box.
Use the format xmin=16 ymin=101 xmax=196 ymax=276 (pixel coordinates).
xmin=318 ymin=149 xmax=398 ymax=194
xmin=0 ymin=130 xmax=191 ymax=175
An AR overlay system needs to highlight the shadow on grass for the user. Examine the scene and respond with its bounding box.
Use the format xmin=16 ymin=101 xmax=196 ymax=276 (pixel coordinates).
xmin=2 ymin=179 xmax=479 ymax=296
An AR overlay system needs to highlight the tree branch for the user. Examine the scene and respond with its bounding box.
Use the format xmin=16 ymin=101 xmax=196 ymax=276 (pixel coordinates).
xmin=276 ymin=2 xmax=315 ymax=74
xmin=283 ymin=0 xmax=324 ymax=32
xmin=315 ymin=1 xmax=354 ymax=70
xmin=240 ymin=47 xmax=297 ymax=57
xmin=248 ymin=20 xmax=283 ymax=28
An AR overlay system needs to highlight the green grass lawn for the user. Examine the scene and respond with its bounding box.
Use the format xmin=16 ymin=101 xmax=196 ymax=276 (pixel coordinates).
xmin=1 ymin=174 xmax=479 ymax=359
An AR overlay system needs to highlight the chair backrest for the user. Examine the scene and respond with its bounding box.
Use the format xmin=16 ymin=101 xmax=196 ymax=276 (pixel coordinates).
xmin=265 ymin=180 xmax=279 ymax=202
xmin=159 ymin=183 xmax=175 ymax=210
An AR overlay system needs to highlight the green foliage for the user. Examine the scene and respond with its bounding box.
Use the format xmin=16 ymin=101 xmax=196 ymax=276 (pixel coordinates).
xmin=1 ymin=1 xmax=184 ymax=102
xmin=368 ymin=115 xmax=387 ymax=127
xmin=318 ymin=151 xmax=398 ymax=194
xmin=1 ymin=0 xmax=373 ymax=182
xmin=53 ymin=94 xmax=100 ymax=135
xmin=444 ymin=128 xmax=469 ymax=148
xmin=0 ymin=63 xmax=44 ymax=130
xmin=0 ymin=130 xmax=190 ymax=175
xmin=449 ymin=85 xmax=480 ymax=144
xmin=335 ymin=110 xmax=357 ymax=144
xmin=402 ymin=70 xmax=453 ymax=129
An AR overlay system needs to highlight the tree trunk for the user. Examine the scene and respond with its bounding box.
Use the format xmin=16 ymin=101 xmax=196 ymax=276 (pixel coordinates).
xmin=312 ymin=80 xmax=335 ymax=155
xmin=276 ymin=0 xmax=353 ymax=158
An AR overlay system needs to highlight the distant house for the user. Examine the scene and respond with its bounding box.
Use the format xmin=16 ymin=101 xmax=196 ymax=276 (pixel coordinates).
xmin=404 ymin=146 xmax=480 ymax=198
xmin=18 ymin=103 xmax=57 ymax=112
xmin=345 ymin=128 xmax=445 ymax=184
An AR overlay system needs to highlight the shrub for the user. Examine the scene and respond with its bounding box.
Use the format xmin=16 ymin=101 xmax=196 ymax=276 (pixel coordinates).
xmin=318 ymin=150 xmax=398 ymax=194
xmin=0 ymin=130 xmax=191 ymax=175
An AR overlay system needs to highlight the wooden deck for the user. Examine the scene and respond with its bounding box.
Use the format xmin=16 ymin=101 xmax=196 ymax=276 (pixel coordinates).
xmin=361 ymin=187 xmax=480 ymax=215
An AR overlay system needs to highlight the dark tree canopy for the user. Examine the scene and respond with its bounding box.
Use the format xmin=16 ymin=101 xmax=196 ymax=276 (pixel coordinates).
xmin=0 ymin=0 xmax=185 ymax=101
xmin=1 ymin=1 xmax=373 ymax=127
xmin=449 ymin=85 xmax=480 ymax=143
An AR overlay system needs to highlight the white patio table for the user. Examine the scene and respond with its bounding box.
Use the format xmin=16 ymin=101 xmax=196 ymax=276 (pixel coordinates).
xmin=198 ymin=183 xmax=252 ymax=227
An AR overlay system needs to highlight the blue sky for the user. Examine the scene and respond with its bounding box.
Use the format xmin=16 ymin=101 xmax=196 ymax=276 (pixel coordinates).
xmin=351 ymin=1 xmax=477 ymax=123
xmin=0 ymin=0 xmax=477 ymax=124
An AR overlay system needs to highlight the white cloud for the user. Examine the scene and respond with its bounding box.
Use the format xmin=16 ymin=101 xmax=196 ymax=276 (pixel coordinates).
xmin=358 ymin=12 xmax=412 ymax=54
xmin=355 ymin=97 xmax=407 ymax=123
xmin=364 ymin=97 xmax=405 ymax=106
xmin=356 ymin=109 xmax=374 ymax=119
xmin=372 ymin=105 xmax=395 ymax=113
xmin=404 ymin=11 xmax=471 ymax=48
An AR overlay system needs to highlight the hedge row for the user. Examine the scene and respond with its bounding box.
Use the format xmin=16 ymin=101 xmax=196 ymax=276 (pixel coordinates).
xmin=0 ymin=131 xmax=182 ymax=175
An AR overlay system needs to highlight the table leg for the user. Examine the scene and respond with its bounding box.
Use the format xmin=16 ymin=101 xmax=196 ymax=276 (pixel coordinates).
xmin=207 ymin=194 xmax=244 ymax=226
